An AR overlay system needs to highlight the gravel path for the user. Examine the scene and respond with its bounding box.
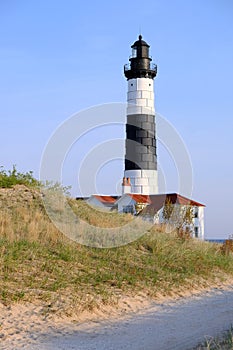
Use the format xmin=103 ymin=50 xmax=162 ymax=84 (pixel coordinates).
xmin=12 ymin=287 xmax=233 ymax=350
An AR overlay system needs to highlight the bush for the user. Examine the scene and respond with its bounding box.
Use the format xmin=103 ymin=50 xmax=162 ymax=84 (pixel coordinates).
xmin=221 ymin=240 xmax=233 ymax=256
xmin=0 ymin=165 xmax=40 ymax=188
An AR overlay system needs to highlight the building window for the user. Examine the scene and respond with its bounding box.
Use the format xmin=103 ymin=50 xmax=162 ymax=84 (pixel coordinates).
xmin=194 ymin=207 xmax=198 ymax=218
xmin=131 ymin=83 xmax=133 ymax=86
xmin=194 ymin=227 xmax=199 ymax=238
xmin=123 ymin=205 xmax=134 ymax=214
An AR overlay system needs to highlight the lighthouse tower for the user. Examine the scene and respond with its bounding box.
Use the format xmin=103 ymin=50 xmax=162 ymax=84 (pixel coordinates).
xmin=122 ymin=35 xmax=158 ymax=195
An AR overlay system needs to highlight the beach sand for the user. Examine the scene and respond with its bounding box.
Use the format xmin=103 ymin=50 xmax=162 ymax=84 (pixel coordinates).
xmin=1 ymin=279 xmax=233 ymax=349
xmin=0 ymin=294 xmax=154 ymax=349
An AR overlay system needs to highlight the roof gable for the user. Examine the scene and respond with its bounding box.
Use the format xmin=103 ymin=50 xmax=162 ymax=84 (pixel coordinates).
xmin=140 ymin=193 xmax=205 ymax=216
xmin=93 ymin=195 xmax=117 ymax=204
xmin=127 ymin=194 xmax=151 ymax=204
xmin=148 ymin=193 xmax=205 ymax=207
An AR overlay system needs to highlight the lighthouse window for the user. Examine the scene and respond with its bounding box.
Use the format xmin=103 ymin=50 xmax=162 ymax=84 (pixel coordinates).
xmin=132 ymin=48 xmax=137 ymax=58
xmin=131 ymin=83 xmax=133 ymax=86
xmin=149 ymin=83 xmax=151 ymax=86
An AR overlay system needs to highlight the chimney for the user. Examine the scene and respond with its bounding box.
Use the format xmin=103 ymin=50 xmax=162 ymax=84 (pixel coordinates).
xmin=122 ymin=177 xmax=131 ymax=194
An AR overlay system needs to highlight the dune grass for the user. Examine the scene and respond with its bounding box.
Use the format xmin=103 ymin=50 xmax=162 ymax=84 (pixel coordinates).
xmin=194 ymin=326 xmax=233 ymax=349
xmin=1 ymin=184 xmax=233 ymax=316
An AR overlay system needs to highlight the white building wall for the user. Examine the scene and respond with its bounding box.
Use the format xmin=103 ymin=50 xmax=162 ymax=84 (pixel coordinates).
xmin=122 ymin=185 xmax=131 ymax=194
xmin=146 ymin=204 xmax=205 ymax=240
xmin=198 ymin=206 xmax=205 ymax=240
xmin=116 ymin=195 xmax=137 ymax=214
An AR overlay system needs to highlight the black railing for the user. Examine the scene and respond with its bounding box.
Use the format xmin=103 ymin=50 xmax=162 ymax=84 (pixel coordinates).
xmin=129 ymin=55 xmax=153 ymax=60
xmin=124 ymin=63 xmax=157 ymax=72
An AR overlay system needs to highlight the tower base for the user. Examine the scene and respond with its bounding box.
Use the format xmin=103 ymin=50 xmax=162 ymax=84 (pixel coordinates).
xmin=123 ymin=169 xmax=158 ymax=195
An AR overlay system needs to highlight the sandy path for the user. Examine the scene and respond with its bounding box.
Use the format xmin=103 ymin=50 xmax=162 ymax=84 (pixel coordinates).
xmin=1 ymin=287 xmax=233 ymax=350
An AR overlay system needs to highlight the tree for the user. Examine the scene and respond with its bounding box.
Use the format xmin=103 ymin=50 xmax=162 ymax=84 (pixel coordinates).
xmin=162 ymin=198 xmax=194 ymax=238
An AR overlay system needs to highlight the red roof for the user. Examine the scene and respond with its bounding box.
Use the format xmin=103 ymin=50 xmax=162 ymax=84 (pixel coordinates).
xmin=127 ymin=194 xmax=151 ymax=204
xmin=93 ymin=195 xmax=117 ymax=204
xmin=162 ymin=193 xmax=205 ymax=207
xmin=140 ymin=193 xmax=205 ymax=215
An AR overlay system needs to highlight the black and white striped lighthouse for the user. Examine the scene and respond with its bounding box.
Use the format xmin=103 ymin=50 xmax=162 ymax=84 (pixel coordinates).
xmin=122 ymin=35 xmax=158 ymax=195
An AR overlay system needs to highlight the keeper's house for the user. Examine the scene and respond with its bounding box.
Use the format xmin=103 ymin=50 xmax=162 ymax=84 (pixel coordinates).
xmin=115 ymin=193 xmax=205 ymax=240
xmin=86 ymin=195 xmax=118 ymax=211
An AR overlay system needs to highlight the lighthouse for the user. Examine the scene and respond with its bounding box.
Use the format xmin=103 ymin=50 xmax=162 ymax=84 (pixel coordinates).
xmin=122 ymin=35 xmax=158 ymax=195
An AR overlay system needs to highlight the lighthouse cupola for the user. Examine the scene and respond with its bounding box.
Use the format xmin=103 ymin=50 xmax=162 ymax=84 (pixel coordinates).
xmin=124 ymin=35 xmax=157 ymax=80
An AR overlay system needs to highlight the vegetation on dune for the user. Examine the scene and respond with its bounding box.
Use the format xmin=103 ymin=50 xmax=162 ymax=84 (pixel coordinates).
xmin=162 ymin=197 xmax=195 ymax=238
xmin=1 ymin=167 xmax=233 ymax=316
xmin=69 ymin=198 xmax=133 ymax=228
xmin=2 ymin=226 xmax=233 ymax=315
xmin=0 ymin=165 xmax=40 ymax=189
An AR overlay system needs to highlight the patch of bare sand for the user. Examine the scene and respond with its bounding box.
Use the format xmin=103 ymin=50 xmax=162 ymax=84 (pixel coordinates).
xmin=1 ymin=277 xmax=233 ymax=349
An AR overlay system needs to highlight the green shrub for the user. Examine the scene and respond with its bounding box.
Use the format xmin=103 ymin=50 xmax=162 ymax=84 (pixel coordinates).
xmin=0 ymin=165 xmax=40 ymax=188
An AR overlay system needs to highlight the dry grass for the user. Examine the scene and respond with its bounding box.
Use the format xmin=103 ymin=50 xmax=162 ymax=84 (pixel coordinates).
xmin=1 ymin=185 xmax=233 ymax=317
xmin=194 ymin=326 xmax=233 ymax=349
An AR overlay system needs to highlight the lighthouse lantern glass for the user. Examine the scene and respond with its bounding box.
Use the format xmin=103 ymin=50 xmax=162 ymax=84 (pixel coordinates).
xmin=132 ymin=47 xmax=137 ymax=58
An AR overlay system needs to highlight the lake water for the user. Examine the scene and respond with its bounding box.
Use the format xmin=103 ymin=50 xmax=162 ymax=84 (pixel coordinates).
xmin=205 ymin=239 xmax=226 ymax=243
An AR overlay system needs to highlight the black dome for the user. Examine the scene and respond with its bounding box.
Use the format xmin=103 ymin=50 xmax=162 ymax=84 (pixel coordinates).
xmin=124 ymin=34 xmax=157 ymax=80
xmin=131 ymin=35 xmax=149 ymax=48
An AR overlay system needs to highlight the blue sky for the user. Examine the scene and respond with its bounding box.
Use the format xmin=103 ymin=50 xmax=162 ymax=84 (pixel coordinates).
xmin=1 ymin=0 xmax=233 ymax=238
